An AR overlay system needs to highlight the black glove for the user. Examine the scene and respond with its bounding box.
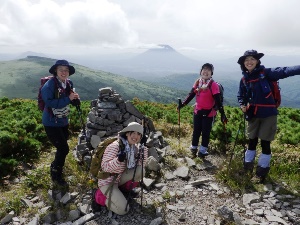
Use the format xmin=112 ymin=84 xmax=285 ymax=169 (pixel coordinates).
xmin=221 ymin=113 xmax=228 ymax=124
xmin=71 ymin=98 xmax=81 ymax=106
xmin=176 ymin=102 xmax=184 ymax=112
xmin=117 ymin=151 xmax=126 ymax=162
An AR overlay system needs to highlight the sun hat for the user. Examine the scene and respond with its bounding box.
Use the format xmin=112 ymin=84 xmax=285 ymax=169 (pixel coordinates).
xmin=49 ymin=60 xmax=75 ymax=75
xmin=119 ymin=122 xmax=143 ymax=136
xmin=237 ymin=50 xmax=264 ymax=65
xmin=201 ymin=63 xmax=214 ymax=75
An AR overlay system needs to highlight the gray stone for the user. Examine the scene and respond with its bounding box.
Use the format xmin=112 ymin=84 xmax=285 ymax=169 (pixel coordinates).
xmin=188 ymin=177 xmax=212 ymax=186
xmin=0 ymin=211 xmax=15 ymax=224
xmin=185 ymin=157 xmax=196 ymax=167
xmin=149 ymin=217 xmax=163 ymax=225
xmin=146 ymin=156 xmax=161 ymax=171
xmin=60 ymin=192 xmax=72 ymax=204
xmin=243 ymin=192 xmax=261 ymax=206
xmin=173 ymin=166 xmax=189 ymax=178
xmin=217 ymin=205 xmax=234 ymax=221
xmin=68 ymin=209 xmax=81 ymax=221
xmin=265 ymin=215 xmax=289 ymax=225
xmin=27 ymin=216 xmax=39 ymax=225
xmin=73 ymin=213 xmax=95 ymax=225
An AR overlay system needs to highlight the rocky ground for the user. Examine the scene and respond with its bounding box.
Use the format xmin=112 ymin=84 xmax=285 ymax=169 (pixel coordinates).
xmin=1 ymin=142 xmax=300 ymax=225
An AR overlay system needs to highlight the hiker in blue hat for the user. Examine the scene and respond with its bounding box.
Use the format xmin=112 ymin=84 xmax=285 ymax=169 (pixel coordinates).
xmin=41 ymin=59 xmax=80 ymax=187
xmin=237 ymin=50 xmax=300 ymax=183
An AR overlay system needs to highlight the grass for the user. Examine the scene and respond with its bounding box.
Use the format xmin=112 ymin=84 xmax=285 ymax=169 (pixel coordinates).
xmin=0 ymin=135 xmax=93 ymax=219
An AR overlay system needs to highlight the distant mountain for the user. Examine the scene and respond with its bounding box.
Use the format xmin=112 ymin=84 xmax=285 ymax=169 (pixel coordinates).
xmin=18 ymin=51 xmax=48 ymax=58
xmin=0 ymin=56 xmax=186 ymax=104
xmin=95 ymin=44 xmax=202 ymax=80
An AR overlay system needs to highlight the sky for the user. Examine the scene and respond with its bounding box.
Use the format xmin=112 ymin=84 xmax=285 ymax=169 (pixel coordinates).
xmin=1 ymin=0 xmax=300 ymax=60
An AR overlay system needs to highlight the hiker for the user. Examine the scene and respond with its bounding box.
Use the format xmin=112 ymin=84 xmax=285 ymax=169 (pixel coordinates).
xmin=237 ymin=49 xmax=300 ymax=182
xmin=92 ymin=122 xmax=148 ymax=215
xmin=41 ymin=60 xmax=80 ymax=186
xmin=177 ymin=63 xmax=227 ymax=158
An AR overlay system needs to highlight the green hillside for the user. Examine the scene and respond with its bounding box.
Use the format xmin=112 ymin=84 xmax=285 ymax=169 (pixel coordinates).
xmin=0 ymin=56 xmax=186 ymax=103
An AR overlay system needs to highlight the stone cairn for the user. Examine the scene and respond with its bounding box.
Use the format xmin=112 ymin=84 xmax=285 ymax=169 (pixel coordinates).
xmin=74 ymin=87 xmax=167 ymax=178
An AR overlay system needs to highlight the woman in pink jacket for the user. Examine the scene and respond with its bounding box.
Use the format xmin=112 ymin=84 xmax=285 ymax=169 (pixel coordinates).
xmin=178 ymin=63 xmax=227 ymax=158
xmin=92 ymin=122 xmax=148 ymax=215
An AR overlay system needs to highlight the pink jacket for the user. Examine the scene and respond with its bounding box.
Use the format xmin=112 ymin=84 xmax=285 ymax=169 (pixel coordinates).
xmin=98 ymin=140 xmax=148 ymax=187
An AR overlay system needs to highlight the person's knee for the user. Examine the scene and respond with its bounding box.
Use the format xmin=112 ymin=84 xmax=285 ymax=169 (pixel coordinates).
xmin=108 ymin=198 xmax=129 ymax=215
xmin=248 ymin=137 xmax=258 ymax=150
xmin=261 ymin=140 xmax=271 ymax=154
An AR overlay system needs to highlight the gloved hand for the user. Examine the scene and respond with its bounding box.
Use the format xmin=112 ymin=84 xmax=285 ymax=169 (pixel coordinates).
xmin=176 ymin=102 xmax=184 ymax=112
xmin=71 ymin=98 xmax=81 ymax=106
xmin=221 ymin=113 xmax=228 ymax=124
xmin=117 ymin=151 xmax=126 ymax=162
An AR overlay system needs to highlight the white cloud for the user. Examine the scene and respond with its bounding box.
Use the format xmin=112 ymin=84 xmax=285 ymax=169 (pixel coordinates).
xmin=0 ymin=0 xmax=138 ymax=51
xmin=1 ymin=0 xmax=300 ymax=57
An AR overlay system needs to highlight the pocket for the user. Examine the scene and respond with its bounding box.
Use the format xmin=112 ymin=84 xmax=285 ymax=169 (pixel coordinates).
xmin=260 ymin=79 xmax=271 ymax=94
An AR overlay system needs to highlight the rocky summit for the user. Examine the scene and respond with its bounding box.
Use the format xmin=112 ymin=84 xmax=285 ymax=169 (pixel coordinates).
xmin=1 ymin=88 xmax=299 ymax=225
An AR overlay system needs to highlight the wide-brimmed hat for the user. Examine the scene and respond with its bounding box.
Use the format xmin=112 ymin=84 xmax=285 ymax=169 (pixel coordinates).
xmin=237 ymin=50 xmax=264 ymax=65
xmin=119 ymin=122 xmax=143 ymax=136
xmin=49 ymin=60 xmax=75 ymax=75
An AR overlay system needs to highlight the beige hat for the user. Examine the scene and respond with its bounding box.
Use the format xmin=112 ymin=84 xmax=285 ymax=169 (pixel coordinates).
xmin=119 ymin=122 xmax=143 ymax=135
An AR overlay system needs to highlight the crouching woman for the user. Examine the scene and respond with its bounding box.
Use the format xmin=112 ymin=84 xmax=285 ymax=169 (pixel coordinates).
xmin=92 ymin=122 xmax=148 ymax=215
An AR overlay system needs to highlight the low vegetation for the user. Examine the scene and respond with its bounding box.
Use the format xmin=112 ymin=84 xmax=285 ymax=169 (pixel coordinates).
xmin=0 ymin=97 xmax=299 ymax=218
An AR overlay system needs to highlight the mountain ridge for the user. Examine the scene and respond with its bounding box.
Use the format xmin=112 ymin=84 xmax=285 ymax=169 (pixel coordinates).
xmin=0 ymin=56 xmax=186 ymax=104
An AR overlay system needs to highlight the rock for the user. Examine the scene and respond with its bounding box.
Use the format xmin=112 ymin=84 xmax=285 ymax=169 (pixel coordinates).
xmin=0 ymin=211 xmax=15 ymax=224
xmin=173 ymin=166 xmax=189 ymax=178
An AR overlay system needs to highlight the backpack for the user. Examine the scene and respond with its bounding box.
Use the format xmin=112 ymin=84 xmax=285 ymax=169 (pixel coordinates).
xmin=89 ymin=137 xmax=125 ymax=179
xmin=37 ymin=75 xmax=72 ymax=111
xmin=208 ymin=80 xmax=224 ymax=110
xmin=242 ymin=69 xmax=281 ymax=108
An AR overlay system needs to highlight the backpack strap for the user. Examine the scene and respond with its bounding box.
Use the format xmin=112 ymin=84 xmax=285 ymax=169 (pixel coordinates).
xmin=207 ymin=79 xmax=215 ymax=95
xmin=104 ymin=138 xmax=125 ymax=209
xmin=242 ymin=69 xmax=278 ymax=114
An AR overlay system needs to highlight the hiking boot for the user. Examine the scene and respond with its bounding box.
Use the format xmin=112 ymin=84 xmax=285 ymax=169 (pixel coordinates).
xmin=198 ymin=151 xmax=209 ymax=158
xmin=91 ymin=188 xmax=102 ymax=212
xmin=255 ymin=166 xmax=270 ymax=184
xmin=198 ymin=146 xmax=209 ymax=158
xmin=243 ymin=161 xmax=254 ymax=173
xmin=189 ymin=146 xmax=198 ymax=158
xmin=50 ymin=163 xmax=68 ymax=187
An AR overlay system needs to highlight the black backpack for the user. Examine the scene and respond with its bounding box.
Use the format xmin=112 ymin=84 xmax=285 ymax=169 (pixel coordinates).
xmin=208 ymin=79 xmax=224 ymax=110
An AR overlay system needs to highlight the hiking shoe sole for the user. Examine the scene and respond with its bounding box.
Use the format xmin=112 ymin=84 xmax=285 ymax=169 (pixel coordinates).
xmin=190 ymin=148 xmax=197 ymax=158
xmin=198 ymin=152 xmax=209 ymax=158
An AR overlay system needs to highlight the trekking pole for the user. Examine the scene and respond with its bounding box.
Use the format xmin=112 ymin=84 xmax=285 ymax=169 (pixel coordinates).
xmin=71 ymin=88 xmax=88 ymax=143
xmin=242 ymin=113 xmax=247 ymax=166
xmin=227 ymin=118 xmax=244 ymax=175
xmin=140 ymin=143 xmax=144 ymax=211
xmin=177 ymin=98 xmax=182 ymax=145
xmin=222 ymin=122 xmax=228 ymax=153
